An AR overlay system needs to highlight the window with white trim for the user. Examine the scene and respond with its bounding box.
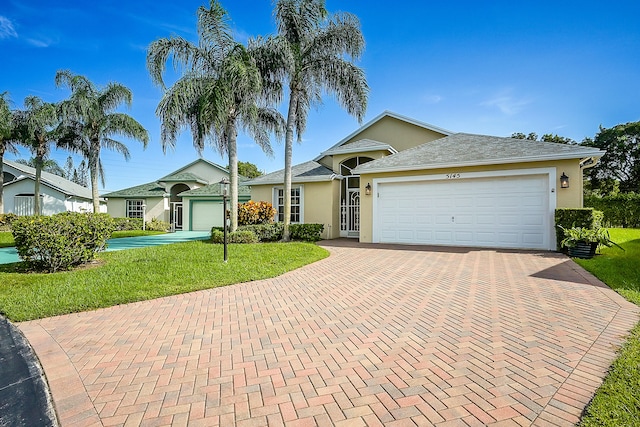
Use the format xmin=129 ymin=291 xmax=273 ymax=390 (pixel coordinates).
xmin=126 ymin=199 xmax=145 ymax=218
xmin=274 ymin=187 xmax=302 ymax=223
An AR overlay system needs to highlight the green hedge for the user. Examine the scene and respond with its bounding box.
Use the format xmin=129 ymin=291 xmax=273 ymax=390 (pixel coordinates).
xmin=290 ymin=223 xmax=324 ymax=242
xmin=0 ymin=213 xmax=18 ymax=231
xmin=555 ymin=208 xmax=603 ymax=251
xmin=145 ymin=218 xmax=169 ymax=232
xmin=585 ymin=194 xmax=640 ymax=228
xmin=12 ymin=212 xmax=115 ymax=272
xmin=112 ymin=217 xmax=143 ymax=231
xmin=237 ymin=223 xmax=284 ymax=242
xmin=211 ymin=229 xmax=259 ymax=244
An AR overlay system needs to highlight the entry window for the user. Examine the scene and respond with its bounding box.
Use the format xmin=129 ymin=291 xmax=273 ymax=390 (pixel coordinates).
xmin=275 ymin=187 xmax=302 ymax=223
xmin=126 ymin=199 xmax=145 ymax=218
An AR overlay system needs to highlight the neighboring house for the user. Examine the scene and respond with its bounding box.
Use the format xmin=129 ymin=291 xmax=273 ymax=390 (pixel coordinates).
xmin=248 ymin=111 xmax=604 ymax=250
xmin=103 ymin=159 xmax=250 ymax=231
xmin=2 ymin=159 xmax=102 ymax=215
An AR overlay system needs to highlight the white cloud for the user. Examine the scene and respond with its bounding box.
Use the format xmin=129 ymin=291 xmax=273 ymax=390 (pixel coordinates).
xmin=0 ymin=16 xmax=17 ymax=39
xmin=480 ymin=90 xmax=533 ymax=115
xmin=422 ymin=94 xmax=443 ymax=104
xmin=26 ymin=37 xmax=55 ymax=48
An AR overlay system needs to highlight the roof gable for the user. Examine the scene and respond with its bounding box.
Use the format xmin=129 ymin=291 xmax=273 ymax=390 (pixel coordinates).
xmin=3 ymin=159 xmax=92 ymax=199
xmin=314 ymin=111 xmax=452 ymax=162
xmin=160 ymin=158 xmax=228 ymax=180
xmin=355 ymin=133 xmax=605 ymax=174
xmin=246 ymin=161 xmax=335 ymax=185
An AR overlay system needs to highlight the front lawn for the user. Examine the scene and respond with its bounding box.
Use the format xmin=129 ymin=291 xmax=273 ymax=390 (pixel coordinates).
xmin=111 ymin=230 xmax=166 ymax=238
xmin=0 ymin=241 xmax=328 ymax=322
xmin=576 ymin=228 xmax=640 ymax=426
xmin=0 ymin=231 xmax=14 ymax=248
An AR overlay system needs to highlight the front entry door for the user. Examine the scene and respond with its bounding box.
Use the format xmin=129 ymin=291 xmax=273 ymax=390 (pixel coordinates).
xmin=171 ymin=202 xmax=183 ymax=231
xmin=340 ymin=176 xmax=360 ymax=237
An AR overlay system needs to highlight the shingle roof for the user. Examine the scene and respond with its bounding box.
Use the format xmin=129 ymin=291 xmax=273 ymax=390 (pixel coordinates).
xmin=320 ymin=139 xmax=397 ymax=156
xmin=246 ymin=161 xmax=336 ymax=185
xmin=4 ymin=159 xmax=93 ymax=199
xmin=102 ymin=182 xmax=166 ymax=198
xmin=179 ymin=183 xmax=251 ymax=197
xmin=354 ymin=133 xmax=605 ymax=174
xmin=158 ymin=172 xmax=208 ymax=184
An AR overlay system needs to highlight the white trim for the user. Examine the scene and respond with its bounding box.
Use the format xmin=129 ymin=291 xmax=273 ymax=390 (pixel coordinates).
xmin=313 ymin=111 xmax=453 ymax=162
xmin=372 ymin=167 xmax=557 ymax=250
xmin=272 ymin=185 xmax=304 ymax=224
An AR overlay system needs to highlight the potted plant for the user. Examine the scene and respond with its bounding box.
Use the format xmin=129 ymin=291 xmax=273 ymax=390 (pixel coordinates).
xmin=559 ymin=226 xmax=623 ymax=259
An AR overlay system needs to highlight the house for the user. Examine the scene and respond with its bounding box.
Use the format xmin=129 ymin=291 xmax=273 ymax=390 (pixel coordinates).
xmin=103 ymin=159 xmax=250 ymax=231
xmin=247 ymin=111 xmax=604 ymax=250
xmin=2 ymin=159 xmax=102 ymax=215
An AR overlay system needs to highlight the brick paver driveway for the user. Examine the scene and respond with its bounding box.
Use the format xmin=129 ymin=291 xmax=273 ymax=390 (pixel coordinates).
xmin=20 ymin=241 xmax=639 ymax=426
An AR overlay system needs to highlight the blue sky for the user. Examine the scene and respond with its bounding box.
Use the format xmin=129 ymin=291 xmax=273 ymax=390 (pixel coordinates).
xmin=1 ymin=0 xmax=639 ymax=193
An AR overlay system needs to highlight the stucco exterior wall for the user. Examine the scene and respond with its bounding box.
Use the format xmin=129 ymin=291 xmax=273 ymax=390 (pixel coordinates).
xmin=106 ymin=197 xmax=168 ymax=222
xmin=358 ymin=159 xmax=586 ymax=243
xmin=178 ymin=162 xmax=228 ymax=183
xmin=330 ymin=151 xmax=389 ymax=175
xmin=3 ymin=180 xmax=75 ymax=215
xmin=250 ymin=181 xmax=339 ymax=239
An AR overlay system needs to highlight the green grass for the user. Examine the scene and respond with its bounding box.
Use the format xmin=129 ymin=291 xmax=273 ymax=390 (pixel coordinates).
xmin=110 ymin=230 xmax=166 ymax=238
xmin=0 ymin=241 xmax=328 ymax=322
xmin=576 ymin=228 xmax=640 ymax=426
xmin=0 ymin=231 xmax=14 ymax=248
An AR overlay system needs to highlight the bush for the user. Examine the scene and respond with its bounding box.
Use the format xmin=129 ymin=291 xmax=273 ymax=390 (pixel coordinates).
xmin=145 ymin=218 xmax=169 ymax=232
xmin=0 ymin=213 xmax=18 ymax=231
xmin=237 ymin=223 xmax=284 ymax=242
xmin=585 ymin=194 xmax=640 ymax=228
xmin=210 ymin=229 xmax=259 ymax=244
xmin=290 ymin=223 xmax=324 ymax=242
xmin=112 ymin=217 xmax=143 ymax=231
xmin=12 ymin=212 xmax=115 ymax=272
xmin=238 ymin=201 xmax=276 ymax=226
xmin=555 ymin=208 xmax=603 ymax=251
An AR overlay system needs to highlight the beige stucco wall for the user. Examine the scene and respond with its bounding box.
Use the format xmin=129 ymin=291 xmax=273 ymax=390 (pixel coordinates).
xmin=358 ymin=159 xmax=585 ymax=243
xmin=106 ymin=197 xmax=168 ymax=223
xmin=250 ymin=181 xmax=340 ymax=239
xmin=178 ymin=162 xmax=228 ymax=183
xmin=330 ymin=151 xmax=389 ymax=175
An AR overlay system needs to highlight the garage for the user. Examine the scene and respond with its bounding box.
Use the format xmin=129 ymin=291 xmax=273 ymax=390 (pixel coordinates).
xmin=190 ymin=201 xmax=224 ymax=231
xmin=375 ymin=174 xmax=551 ymax=250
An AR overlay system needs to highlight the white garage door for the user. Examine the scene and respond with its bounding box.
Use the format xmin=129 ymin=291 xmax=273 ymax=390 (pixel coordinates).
xmin=191 ymin=201 xmax=224 ymax=231
xmin=376 ymin=175 xmax=550 ymax=249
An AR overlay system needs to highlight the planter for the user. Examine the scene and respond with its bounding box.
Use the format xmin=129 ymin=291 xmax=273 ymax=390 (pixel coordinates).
xmin=568 ymin=241 xmax=598 ymax=259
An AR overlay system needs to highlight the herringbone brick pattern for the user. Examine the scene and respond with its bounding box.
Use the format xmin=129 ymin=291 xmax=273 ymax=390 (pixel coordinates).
xmin=20 ymin=241 xmax=639 ymax=426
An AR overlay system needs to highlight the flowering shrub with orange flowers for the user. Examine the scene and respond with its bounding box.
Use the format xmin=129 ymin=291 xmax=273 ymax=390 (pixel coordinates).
xmin=237 ymin=200 xmax=276 ymax=226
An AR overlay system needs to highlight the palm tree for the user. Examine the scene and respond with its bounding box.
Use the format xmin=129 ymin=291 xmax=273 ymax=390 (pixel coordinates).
xmin=0 ymin=92 xmax=21 ymax=214
xmin=13 ymin=96 xmax=58 ymax=215
xmin=147 ymin=0 xmax=283 ymax=232
xmin=262 ymin=0 xmax=369 ymax=240
xmin=55 ymin=70 xmax=149 ymax=213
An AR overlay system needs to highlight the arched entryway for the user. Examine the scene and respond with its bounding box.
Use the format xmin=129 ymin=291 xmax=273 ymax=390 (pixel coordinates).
xmin=340 ymin=157 xmax=373 ymax=237
xmin=170 ymin=183 xmax=190 ymax=230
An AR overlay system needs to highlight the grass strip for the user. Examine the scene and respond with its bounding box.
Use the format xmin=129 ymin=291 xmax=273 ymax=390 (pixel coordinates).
xmin=0 ymin=241 xmax=328 ymax=322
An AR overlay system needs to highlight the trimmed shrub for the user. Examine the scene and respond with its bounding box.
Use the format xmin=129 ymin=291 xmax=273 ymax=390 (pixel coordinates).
xmin=112 ymin=217 xmax=143 ymax=231
xmin=237 ymin=223 xmax=284 ymax=242
xmin=290 ymin=223 xmax=324 ymax=242
xmin=210 ymin=229 xmax=258 ymax=244
xmin=12 ymin=212 xmax=115 ymax=272
xmin=555 ymin=208 xmax=603 ymax=251
xmin=585 ymin=194 xmax=640 ymax=228
xmin=0 ymin=213 xmax=18 ymax=231
xmin=145 ymin=218 xmax=170 ymax=232
xmin=238 ymin=201 xmax=276 ymax=226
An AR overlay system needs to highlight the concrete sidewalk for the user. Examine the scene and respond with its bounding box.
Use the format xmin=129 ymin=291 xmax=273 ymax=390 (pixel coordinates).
xmin=18 ymin=242 xmax=640 ymax=426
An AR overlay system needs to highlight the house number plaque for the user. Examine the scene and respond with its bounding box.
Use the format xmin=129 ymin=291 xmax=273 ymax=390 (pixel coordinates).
xmin=445 ymin=173 xmax=461 ymax=179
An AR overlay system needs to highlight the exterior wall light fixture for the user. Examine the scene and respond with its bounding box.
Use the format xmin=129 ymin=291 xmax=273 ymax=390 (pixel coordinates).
xmin=365 ymin=183 xmax=372 ymax=195
xmin=560 ymin=172 xmax=569 ymax=189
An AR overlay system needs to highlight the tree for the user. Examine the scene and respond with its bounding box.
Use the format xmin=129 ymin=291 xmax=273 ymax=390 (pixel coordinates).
xmin=63 ymin=155 xmax=89 ymax=186
xmin=583 ymin=121 xmax=640 ymax=194
xmin=0 ymin=92 xmax=21 ymax=214
xmin=55 ymin=70 xmax=149 ymax=213
xmin=258 ymin=0 xmax=368 ymax=240
xmin=511 ymin=132 xmax=575 ymax=144
xmin=13 ymin=96 xmax=58 ymax=215
xmin=238 ymin=161 xmax=263 ymax=178
xmin=147 ymin=0 xmax=283 ymax=232
xmin=15 ymin=157 xmax=65 ymax=176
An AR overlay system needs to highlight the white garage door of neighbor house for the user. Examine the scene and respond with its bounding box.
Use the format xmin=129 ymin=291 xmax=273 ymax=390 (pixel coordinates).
xmin=376 ymin=175 xmax=550 ymax=250
xmin=191 ymin=201 xmax=224 ymax=231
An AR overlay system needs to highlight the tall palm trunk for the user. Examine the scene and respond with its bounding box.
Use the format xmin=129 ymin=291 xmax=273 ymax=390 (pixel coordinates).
xmin=33 ymin=144 xmax=45 ymax=215
xmin=89 ymin=138 xmax=101 ymax=213
xmin=282 ymin=90 xmax=298 ymax=241
xmin=227 ymin=120 xmax=239 ymax=232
